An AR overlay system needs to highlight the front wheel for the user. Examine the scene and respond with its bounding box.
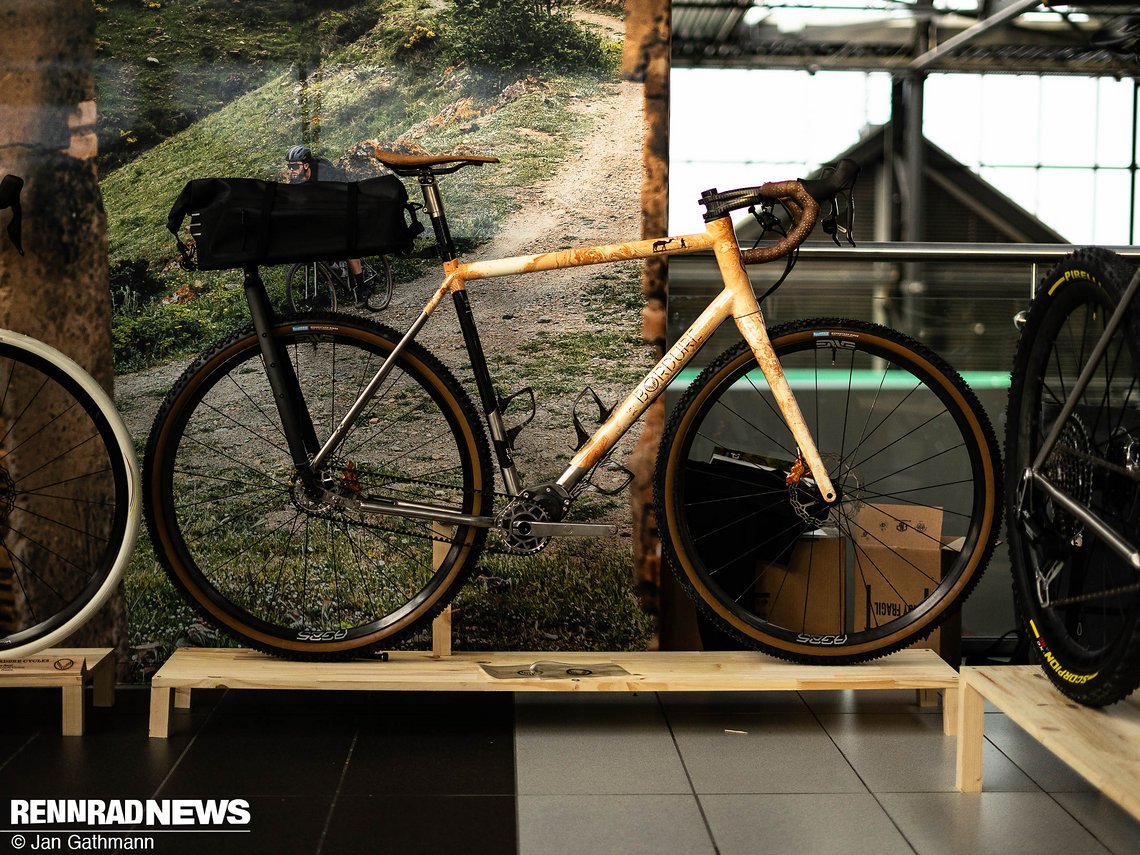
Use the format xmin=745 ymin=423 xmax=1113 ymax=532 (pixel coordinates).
xmin=1007 ymin=248 xmax=1140 ymax=706
xmin=144 ymin=313 xmax=493 ymax=659
xmin=656 ymin=318 xmax=1000 ymax=664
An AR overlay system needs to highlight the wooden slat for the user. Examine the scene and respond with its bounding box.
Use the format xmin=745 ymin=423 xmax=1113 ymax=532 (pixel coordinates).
xmin=148 ymin=647 xmax=957 ymax=736
xmin=956 ymin=666 xmax=1140 ymax=821
xmin=151 ymin=647 xmax=957 ymax=693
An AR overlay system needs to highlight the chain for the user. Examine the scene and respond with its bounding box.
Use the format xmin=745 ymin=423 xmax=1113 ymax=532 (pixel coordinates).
xmin=310 ymin=469 xmax=522 ymax=554
xmin=1044 ymin=579 xmax=1140 ymax=607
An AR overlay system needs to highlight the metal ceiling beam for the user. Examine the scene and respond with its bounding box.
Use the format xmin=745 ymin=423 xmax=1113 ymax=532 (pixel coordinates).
xmin=909 ymin=0 xmax=1044 ymax=70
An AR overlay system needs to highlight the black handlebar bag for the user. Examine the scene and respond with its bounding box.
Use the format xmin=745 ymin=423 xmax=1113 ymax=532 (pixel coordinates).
xmin=166 ymin=175 xmax=422 ymax=271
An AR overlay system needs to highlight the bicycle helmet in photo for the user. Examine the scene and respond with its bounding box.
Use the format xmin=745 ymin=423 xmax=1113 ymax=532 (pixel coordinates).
xmin=286 ymin=145 xmax=313 ymax=164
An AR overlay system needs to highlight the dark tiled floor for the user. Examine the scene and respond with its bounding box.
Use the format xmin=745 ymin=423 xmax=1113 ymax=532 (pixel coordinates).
xmin=0 ymin=687 xmax=516 ymax=855
xmin=3 ymin=683 xmax=1139 ymax=854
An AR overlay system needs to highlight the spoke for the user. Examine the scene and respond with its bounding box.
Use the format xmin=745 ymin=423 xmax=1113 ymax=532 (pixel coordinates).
xmin=857 ymin=440 xmax=967 ymax=492
xmin=848 ymin=403 xmax=953 ymax=471
xmin=842 ymin=513 xmax=939 ymax=586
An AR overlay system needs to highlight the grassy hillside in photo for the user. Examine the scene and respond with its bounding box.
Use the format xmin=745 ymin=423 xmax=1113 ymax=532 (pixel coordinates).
xmin=103 ymin=0 xmax=622 ymax=371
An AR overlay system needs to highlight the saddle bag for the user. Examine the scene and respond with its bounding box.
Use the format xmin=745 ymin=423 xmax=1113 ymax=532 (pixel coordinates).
xmin=166 ymin=175 xmax=423 ymax=271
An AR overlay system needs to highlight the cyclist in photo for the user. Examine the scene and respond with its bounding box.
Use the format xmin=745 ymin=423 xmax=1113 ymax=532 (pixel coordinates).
xmin=285 ymin=145 xmax=371 ymax=307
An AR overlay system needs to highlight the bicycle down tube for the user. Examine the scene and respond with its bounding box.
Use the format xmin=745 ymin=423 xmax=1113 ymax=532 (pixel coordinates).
xmin=308 ymin=213 xmax=839 ymax=514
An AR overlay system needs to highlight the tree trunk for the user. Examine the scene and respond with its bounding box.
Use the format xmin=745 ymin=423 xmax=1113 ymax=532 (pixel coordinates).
xmin=0 ymin=0 xmax=126 ymax=655
xmin=622 ymin=0 xmax=670 ymax=641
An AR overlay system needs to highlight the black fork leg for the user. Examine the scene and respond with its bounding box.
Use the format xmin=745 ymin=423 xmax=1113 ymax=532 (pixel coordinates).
xmin=243 ymin=266 xmax=320 ymax=469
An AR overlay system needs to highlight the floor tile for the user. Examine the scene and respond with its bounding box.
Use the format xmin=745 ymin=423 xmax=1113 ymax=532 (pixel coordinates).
xmin=133 ymin=795 xmax=330 ymax=855
xmin=982 ymin=713 xmax=1094 ymax=792
xmin=800 ymin=687 xmax=946 ymax=715
xmin=518 ymin=794 xmax=714 ymax=855
xmin=880 ymin=791 xmax=1113 ymax=855
xmin=818 ymin=711 xmax=1038 ymax=793
xmin=701 ymin=793 xmax=913 ymax=855
xmin=323 ymin=794 xmax=515 ymax=855
xmin=515 ymin=692 xmax=660 ymax=708
xmin=658 ymin=690 xmax=809 ymax=715
xmin=1052 ymin=792 xmax=1140 ymax=855
xmin=668 ymin=711 xmax=866 ymax=794
xmin=340 ymin=697 xmax=514 ymax=796
xmin=0 ymin=729 xmax=38 ymax=771
xmin=515 ymin=696 xmax=690 ymax=795
xmin=3 ymin=688 xmax=64 ymax=724
xmin=0 ymin=712 xmax=204 ymax=798
xmin=158 ymin=714 xmax=355 ymax=797
xmin=211 ymin=687 xmax=381 ymax=715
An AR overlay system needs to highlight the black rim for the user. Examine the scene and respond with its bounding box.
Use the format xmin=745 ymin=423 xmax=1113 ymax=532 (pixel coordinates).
xmin=153 ymin=321 xmax=482 ymax=647
xmin=1015 ymin=282 xmax=1140 ymax=672
xmin=672 ymin=325 xmax=990 ymax=649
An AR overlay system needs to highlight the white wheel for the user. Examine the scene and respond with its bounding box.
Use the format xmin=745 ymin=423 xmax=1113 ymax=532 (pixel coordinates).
xmin=0 ymin=329 xmax=140 ymax=658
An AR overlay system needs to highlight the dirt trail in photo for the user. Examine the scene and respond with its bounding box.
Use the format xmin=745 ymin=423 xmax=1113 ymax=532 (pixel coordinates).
xmin=117 ymin=12 xmax=652 ymax=516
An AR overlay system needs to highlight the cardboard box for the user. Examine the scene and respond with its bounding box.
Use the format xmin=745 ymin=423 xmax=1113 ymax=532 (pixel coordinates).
xmin=852 ymin=503 xmax=954 ymax=655
xmin=755 ymin=530 xmax=845 ymax=636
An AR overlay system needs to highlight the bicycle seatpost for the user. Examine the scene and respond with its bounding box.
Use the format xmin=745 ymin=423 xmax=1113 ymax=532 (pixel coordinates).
xmin=415 ymin=172 xmax=457 ymax=262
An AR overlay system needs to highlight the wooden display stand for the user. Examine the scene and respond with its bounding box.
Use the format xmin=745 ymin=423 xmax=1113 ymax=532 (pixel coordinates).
xmin=149 ymin=611 xmax=959 ymax=738
xmin=955 ymin=666 xmax=1140 ymax=821
xmin=0 ymin=648 xmax=115 ymax=735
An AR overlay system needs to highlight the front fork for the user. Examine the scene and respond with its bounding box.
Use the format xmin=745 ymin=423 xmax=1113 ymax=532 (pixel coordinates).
xmin=243 ymin=266 xmax=320 ymax=473
xmin=707 ymin=217 xmax=838 ymax=504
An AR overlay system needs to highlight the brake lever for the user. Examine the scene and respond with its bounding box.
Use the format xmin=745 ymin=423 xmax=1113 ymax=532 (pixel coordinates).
xmin=820 ymin=188 xmax=857 ymax=247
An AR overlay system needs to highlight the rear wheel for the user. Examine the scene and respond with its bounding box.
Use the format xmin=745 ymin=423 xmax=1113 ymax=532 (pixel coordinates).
xmin=361 ymin=256 xmax=393 ymax=311
xmin=144 ymin=313 xmax=493 ymax=659
xmin=1007 ymin=248 xmax=1140 ymax=705
xmin=285 ymin=262 xmax=338 ymax=313
xmin=656 ymin=318 xmax=1000 ymax=663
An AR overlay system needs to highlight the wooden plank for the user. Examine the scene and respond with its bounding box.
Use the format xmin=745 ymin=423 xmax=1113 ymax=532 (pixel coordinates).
xmin=148 ymin=686 xmax=172 ymax=739
xmin=149 ymin=647 xmax=955 ymax=694
xmin=955 ymin=676 xmax=985 ymax=792
xmin=90 ymin=650 xmax=116 ymax=708
xmin=61 ymin=684 xmax=85 ymax=736
xmin=174 ymin=687 xmax=192 ymax=709
xmin=432 ymin=607 xmax=452 ymax=659
xmin=956 ymin=666 xmax=1140 ymax=820
xmin=0 ymin=650 xmax=94 ymax=687
xmin=148 ymin=647 xmax=957 ymax=737
xmin=943 ymin=686 xmax=958 ymax=736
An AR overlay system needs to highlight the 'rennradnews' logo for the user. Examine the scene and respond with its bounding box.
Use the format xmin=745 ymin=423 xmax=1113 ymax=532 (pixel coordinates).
xmin=10 ymin=800 xmax=251 ymax=826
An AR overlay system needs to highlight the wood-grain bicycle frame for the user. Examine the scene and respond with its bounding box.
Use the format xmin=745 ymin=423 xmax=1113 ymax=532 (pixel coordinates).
xmin=247 ymin=166 xmax=838 ymax=534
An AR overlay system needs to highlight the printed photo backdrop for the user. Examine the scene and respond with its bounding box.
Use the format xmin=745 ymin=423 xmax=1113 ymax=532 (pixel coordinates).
xmin=93 ymin=0 xmax=658 ymax=678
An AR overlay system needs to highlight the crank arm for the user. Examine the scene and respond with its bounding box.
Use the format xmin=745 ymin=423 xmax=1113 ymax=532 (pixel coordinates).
xmin=510 ymin=520 xmax=616 ymax=537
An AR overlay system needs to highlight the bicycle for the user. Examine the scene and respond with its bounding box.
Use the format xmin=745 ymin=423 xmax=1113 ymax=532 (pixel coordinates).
xmin=0 ymin=175 xmax=141 ymax=659
xmin=1006 ymin=247 xmax=1140 ymax=706
xmin=149 ymin=152 xmax=1001 ymax=663
xmin=284 ymin=256 xmax=393 ymax=313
